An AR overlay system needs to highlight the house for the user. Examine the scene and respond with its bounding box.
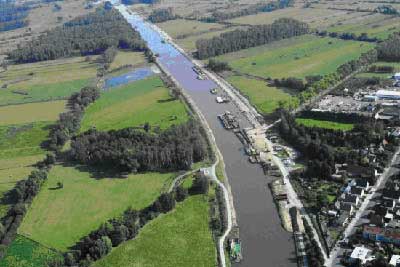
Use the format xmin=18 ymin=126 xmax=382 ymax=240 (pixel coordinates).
xmin=350 ymin=186 xmax=365 ymax=197
xmin=340 ymin=202 xmax=354 ymax=215
xmin=374 ymin=206 xmax=389 ymax=217
xmin=355 ymin=178 xmax=370 ymax=190
xmin=350 ymin=246 xmax=373 ymax=264
xmin=383 ymin=199 xmax=396 ymax=209
xmin=370 ymin=214 xmax=384 ymax=226
xmin=383 ymin=188 xmax=400 ymax=202
xmin=363 ymin=225 xmax=400 ymax=245
xmin=336 ymin=211 xmax=350 ymax=227
xmin=389 ymin=254 xmax=400 ymax=266
xmin=343 ymin=194 xmax=360 ymax=206
xmin=394 ymin=73 xmax=400 ymax=81
xmin=328 ymin=210 xmax=338 ymax=217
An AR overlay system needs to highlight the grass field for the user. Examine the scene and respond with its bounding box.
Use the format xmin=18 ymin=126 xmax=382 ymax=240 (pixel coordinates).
xmin=215 ymin=35 xmax=374 ymax=79
xmin=157 ymin=19 xmax=225 ymax=39
xmin=0 ymin=235 xmax=62 ymax=267
xmin=80 ymin=77 xmax=189 ymax=132
xmin=0 ymin=57 xmax=97 ymax=105
xmin=228 ymin=75 xmax=295 ymax=114
xmin=295 ymin=118 xmax=354 ymax=131
xmin=0 ymin=122 xmax=50 ymax=159
xmin=0 ymin=155 xmax=44 ymax=217
xmin=19 ymin=165 xmax=177 ymax=251
xmin=93 ymin=195 xmax=217 ymax=267
xmin=109 ymin=51 xmax=147 ymax=71
xmin=0 ymin=100 xmax=66 ymax=126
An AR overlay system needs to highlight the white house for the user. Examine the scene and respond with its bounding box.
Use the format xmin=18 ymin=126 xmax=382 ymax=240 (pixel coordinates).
xmin=394 ymin=73 xmax=400 ymax=81
xmin=350 ymin=247 xmax=373 ymax=264
xmin=389 ymin=254 xmax=400 ymax=266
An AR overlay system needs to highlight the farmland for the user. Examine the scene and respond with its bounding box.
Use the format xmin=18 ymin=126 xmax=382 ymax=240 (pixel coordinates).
xmin=93 ymin=195 xmax=217 ymax=267
xmin=80 ymin=76 xmax=189 ymax=132
xmin=0 ymin=57 xmax=97 ymax=105
xmin=295 ymin=118 xmax=355 ymax=131
xmin=0 ymin=235 xmax=62 ymax=267
xmin=227 ymin=75 xmax=296 ymax=114
xmin=0 ymin=122 xmax=50 ymax=159
xmin=215 ymin=35 xmax=375 ymax=79
xmin=156 ymin=19 xmax=225 ymax=39
xmin=19 ymin=165 xmax=177 ymax=251
xmin=109 ymin=51 xmax=147 ymax=71
xmin=0 ymin=100 xmax=66 ymax=126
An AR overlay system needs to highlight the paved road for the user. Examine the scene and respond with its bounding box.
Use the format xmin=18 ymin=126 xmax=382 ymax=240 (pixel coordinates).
xmin=115 ymin=4 xmax=297 ymax=267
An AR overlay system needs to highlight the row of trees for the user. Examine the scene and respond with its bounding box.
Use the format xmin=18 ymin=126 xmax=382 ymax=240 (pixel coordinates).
xmin=200 ymin=0 xmax=294 ymax=22
xmin=148 ymin=8 xmax=177 ymax=23
xmin=0 ymin=154 xmax=55 ymax=256
xmin=121 ymin=0 xmax=160 ymax=5
xmin=273 ymin=77 xmax=306 ymax=91
xmin=63 ymin=174 xmax=210 ymax=266
xmin=377 ymin=33 xmax=400 ymax=62
xmin=70 ymin=120 xmax=208 ymax=173
xmin=369 ymin=65 xmax=395 ymax=73
xmin=48 ymin=86 xmax=100 ymax=151
xmin=316 ymin=31 xmax=378 ymax=42
xmin=195 ymin=18 xmax=309 ymax=59
xmin=7 ymin=8 xmax=147 ymax=63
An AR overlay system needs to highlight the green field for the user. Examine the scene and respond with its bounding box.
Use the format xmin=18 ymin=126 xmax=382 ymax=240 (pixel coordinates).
xmin=93 ymin=195 xmax=217 ymax=267
xmin=0 ymin=57 xmax=97 ymax=105
xmin=228 ymin=75 xmax=297 ymax=114
xmin=0 ymin=100 xmax=66 ymax=126
xmin=215 ymin=35 xmax=375 ymax=79
xmin=0 ymin=235 xmax=62 ymax=267
xmin=19 ymin=165 xmax=176 ymax=251
xmin=0 ymin=122 xmax=50 ymax=159
xmin=0 ymin=155 xmax=44 ymax=217
xmin=80 ymin=77 xmax=189 ymax=132
xmin=326 ymin=16 xmax=400 ymax=40
xmin=295 ymin=118 xmax=354 ymax=131
xmin=109 ymin=51 xmax=147 ymax=71
xmin=157 ymin=19 xmax=225 ymax=39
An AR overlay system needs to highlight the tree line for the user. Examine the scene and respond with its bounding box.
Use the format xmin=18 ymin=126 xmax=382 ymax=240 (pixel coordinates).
xmin=0 ymin=154 xmax=55 ymax=256
xmin=377 ymin=32 xmax=400 ymax=62
xmin=196 ymin=18 xmax=309 ymax=59
xmin=316 ymin=31 xmax=378 ymax=42
xmin=121 ymin=0 xmax=160 ymax=5
xmin=47 ymin=86 xmax=100 ymax=151
xmin=59 ymin=174 xmax=210 ymax=267
xmin=148 ymin=8 xmax=177 ymax=23
xmin=200 ymin=0 xmax=294 ymax=22
xmin=7 ymin=7 xmax=147 ymax=63
xmin=70 ymin=120 xmax=208 ymax=173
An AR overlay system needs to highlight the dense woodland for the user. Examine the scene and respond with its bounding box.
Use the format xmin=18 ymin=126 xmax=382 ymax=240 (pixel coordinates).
xmin=70 ymin=121 xmax=208 ymax=173
xmin=377 ymin=33 xmax=400 ymax=61
xmin=200 ymin=0 xmax=294 ymax=22
xmin=7 ymin=8 xmax=146 ymax=63
xmin=0 ymin=1 xmax=29 ymax=32
xmin=196 ymin=18 xmax=309 ymax=59
xmin=148 ymin=8 xmax=177 ymax=23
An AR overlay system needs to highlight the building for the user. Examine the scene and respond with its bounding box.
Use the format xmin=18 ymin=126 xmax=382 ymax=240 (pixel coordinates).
xmin=350 ymin=186 xmax=365 ymax=197
xmin=377 ymin=90 xmax=400 ymax=100
xmin=363 ymin=225 xmax=400 ymax=245
xmin=394 ymin=73 xmax=400 ymax=81
xmin=350 ymin=246 xmax=373 ymax=264
xmin=340 ymin=202 xmax=355 ymax=215
xmin=389 ymin=254 xmax=400 ymax=266
xmin=343 ymin=194 xmax=360 ymax=206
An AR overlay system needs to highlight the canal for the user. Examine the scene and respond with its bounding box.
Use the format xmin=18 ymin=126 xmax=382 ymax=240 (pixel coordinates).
xmin=116 ymin=5 xmax=296 ymax=267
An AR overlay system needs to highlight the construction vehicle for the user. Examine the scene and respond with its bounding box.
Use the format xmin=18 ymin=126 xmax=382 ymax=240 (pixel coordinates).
xmin=230 ymin=238 xmax=243 ymax=263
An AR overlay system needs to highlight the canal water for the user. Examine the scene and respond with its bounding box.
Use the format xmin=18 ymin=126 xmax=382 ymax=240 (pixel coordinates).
xmin=116 ymin=5 xmax=296 ymax=267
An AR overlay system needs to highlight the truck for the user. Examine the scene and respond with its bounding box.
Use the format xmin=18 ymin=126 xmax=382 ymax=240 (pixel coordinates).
xmin=230 ymin=238 xmax=243 ymax=263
